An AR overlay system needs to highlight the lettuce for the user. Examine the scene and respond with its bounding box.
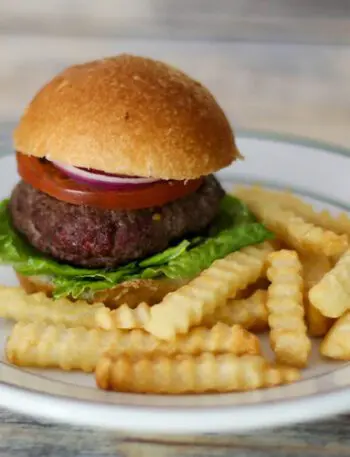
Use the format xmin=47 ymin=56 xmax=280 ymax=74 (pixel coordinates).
xmin=141 ymin=222 xmax=271 ymax=280
xmin=0 ymin=195 xmax=273 ymax=298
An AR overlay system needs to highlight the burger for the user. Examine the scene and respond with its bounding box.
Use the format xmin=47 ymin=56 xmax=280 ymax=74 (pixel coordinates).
xmin=0 ymin=54 xmax=271 ymax=308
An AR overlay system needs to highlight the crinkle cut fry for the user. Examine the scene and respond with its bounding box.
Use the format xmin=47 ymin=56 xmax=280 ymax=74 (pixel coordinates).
xmin=301 ymin=254 xmax=332 ymax=291
xmin=6 ymin=321 xmax=260 ymax=372
xmin=309 ymin=249 xmax=350 ymax=318
xmin=202 ymin=290 xmax=268 ymax=331
xmin=267 ymin=250 xmax=311 ymax=367
xmin=320 ymin=311 xmax=350 ymax=360
xmin=145 ymin=242 xmax=274 ymax=340
xmin=235 ymin=186 xmax=350 ymax=238
xmin=300 ymin=254 xmax=333 ymax=337
xmin=306 ymin=303 xmax=333 ymax=338
xmin=96 ymin=352 xmax=300 ymax=393
xmin=104 ymin=302 xmax=151 ymax=329
xmin=234 ymin=194 xmax=348 ymax=258
xmin=0 ymin=286 xmax=112 ymax=329
xmin=0 ymin=285 xmax=151 ymax=331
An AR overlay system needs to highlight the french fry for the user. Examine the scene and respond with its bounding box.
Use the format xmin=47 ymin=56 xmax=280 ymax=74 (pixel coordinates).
xmin=96 ymin=352 xmax=300 ymax=393
xmin=202 ymin=290 xmax=268 ymax=332
xmin=0 ymin=284 xmax=152 ymax=331
xmin=0 ymin=286 xmax=113 ymax=330
xmin=306 ymin=304 xmax=333 ymax=338
xmin=309 ymin=249 xmax=350 ymax=318
xmin=234 ymin=186 xmax=295 ymax=210
xmin=320 ymin=312 xmax=350 ymax=360
xmin=105 ymin=302 xmax=151 ymax=329
xmin=301 ymin=254 xmax=333 ymax=337
xmin=234 ymin=186 xmax=312 ymax=220
xmin=267 ymin=250 xmax=311 ymax=367
xmin=6 ymin=322 xmax=115 ymax=372
xmin=301 ymin=254 xmax=332 ymax=290
xmin=236 ymin=186 xmax=350 ymax=238
xmin=144 ymin=242 xmax=274 ymax=340
xmin=6 ymin=322 xmax=260 ymax=372
xmin=236 ymin=197 xmax=348 ymax=258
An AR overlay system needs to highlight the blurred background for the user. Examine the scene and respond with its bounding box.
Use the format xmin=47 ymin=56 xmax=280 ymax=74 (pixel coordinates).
xmin=1 ymin=0 xmax=350 ymax=146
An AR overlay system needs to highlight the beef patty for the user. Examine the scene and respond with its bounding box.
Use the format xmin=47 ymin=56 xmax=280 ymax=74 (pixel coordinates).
xmin=9 ymin=175 xmax=225 ymax=268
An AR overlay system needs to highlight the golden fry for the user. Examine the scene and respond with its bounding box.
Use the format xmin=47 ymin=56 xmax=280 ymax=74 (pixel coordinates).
xmin=144 ymin=242 xmax=274 ymax=340
xmin=237 ymin=198 xmax=347 ymax=257
xmin=203 ymin=290 xmax=268 ymax=332
xmin=235 ymin=186 xmax=350 ymax=238
xmin=0 ymin=286 xmax=112 ymax=329
xmin=301 ymin=254 xmax=331 ymax=290
xmin=96 ymin=352 xmax=300 ymax=393
xmin=6 ymin=322 xmax=260 ymax=372
xmin=107 ymin=302 xmax=151 ymax=329
xmin=267 ymin=250 xmax=311 ymax=367
xmin=0 ymin=286 xmax=151 ymax=332
xmin=309 ymin=249 xmax=350 ymax=318
xmin=306 ymin=304 xmax=333 ymax=338
xmin=6 ymin=322 xmax=117 ymax=372
xmin=300 ymin=254 xmax=333 ymax=337
xmin=320 ymin=312 xmax=350 ymax=360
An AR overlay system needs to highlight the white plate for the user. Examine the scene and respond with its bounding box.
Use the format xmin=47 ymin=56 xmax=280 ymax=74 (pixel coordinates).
xmin=1 ymin=123 xmax=350 ymax=434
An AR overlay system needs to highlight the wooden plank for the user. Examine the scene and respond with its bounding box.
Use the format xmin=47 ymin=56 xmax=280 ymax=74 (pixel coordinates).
xmin=1 ymin=409 xmax=350 ymax=456
xmin=1 ymin=0 xmax=350 ymax=43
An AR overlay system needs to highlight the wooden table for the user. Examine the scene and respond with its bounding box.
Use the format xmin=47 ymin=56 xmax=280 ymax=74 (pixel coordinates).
xmin=1 ymin=409 xmax=349 ymax=456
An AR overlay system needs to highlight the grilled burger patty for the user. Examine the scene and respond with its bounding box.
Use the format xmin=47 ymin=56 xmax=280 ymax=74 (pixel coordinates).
xmin=9 ymin=175 xmax=225 ymax=268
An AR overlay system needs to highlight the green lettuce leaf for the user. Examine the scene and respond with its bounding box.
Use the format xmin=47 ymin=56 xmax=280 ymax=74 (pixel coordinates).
xmin=141 ymin=222 xmax=271 ymax=280
xmin=0 ymin=195 xmax=273 ymax=299
xmin=52 ymin=265 xmax=139 ymax=299
xmin=139 ymin=239 xmax=191 ymax=268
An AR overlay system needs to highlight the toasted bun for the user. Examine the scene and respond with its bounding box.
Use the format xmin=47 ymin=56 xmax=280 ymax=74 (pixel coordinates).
xmin=16 ymin=273 xmax=187 ymax=309
xmin=14 ymin=54 xmax=240 ymax=180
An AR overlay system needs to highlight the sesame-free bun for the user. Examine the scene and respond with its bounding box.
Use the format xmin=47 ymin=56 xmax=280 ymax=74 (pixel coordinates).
xmin=16 ymin=273 xmax=187 ymax=309
xmin=14 ymin=54 xmax=240 ymax=180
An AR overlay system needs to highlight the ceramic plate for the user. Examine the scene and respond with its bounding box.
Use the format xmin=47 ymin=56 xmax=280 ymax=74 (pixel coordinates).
xmin=1 ymin=122 xmax=350 ymax=434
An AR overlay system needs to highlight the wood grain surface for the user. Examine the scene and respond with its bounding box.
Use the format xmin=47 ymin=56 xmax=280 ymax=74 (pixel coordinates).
xmin=1 ymin=0 xmax=350 ymax=44
xmin=1 ymin=408 xmax=350 ymax=456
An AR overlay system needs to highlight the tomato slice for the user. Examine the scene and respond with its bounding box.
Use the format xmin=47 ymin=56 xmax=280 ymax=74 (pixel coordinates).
xmin=16 ymin=153 xmax=203 ymax=210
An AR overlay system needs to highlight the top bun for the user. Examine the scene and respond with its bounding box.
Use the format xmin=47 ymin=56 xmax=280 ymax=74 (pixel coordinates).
xmin=14 ymin=54 xmax=240 ymax=180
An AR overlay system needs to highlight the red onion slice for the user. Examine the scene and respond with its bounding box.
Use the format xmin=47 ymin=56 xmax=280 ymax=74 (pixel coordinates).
xmin=52 ymin=161 xmax=159 ymax=190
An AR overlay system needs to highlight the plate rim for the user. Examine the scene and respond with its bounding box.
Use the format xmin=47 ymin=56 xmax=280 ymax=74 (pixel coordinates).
xmin=2 ymin=375 xmax=350 ymax=434
xmin=1 ymin=128 xmax=350 ymax=433
xmin=237 ymin=128 xmax=350 ymax=159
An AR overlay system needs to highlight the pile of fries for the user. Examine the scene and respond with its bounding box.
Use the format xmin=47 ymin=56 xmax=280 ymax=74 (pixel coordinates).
xmin=3 ymin=185 xmax=350 ymax=395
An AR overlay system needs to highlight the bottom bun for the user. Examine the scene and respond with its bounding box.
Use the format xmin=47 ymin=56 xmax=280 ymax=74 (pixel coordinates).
xmin=16 ymin=273 xmax=187 ymax=309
